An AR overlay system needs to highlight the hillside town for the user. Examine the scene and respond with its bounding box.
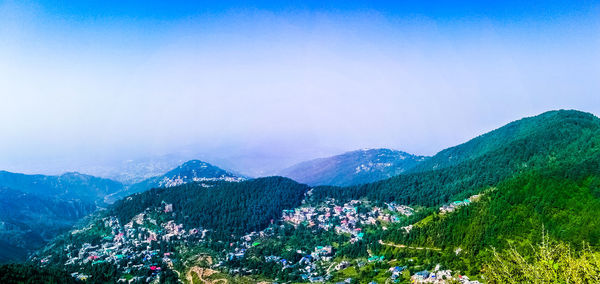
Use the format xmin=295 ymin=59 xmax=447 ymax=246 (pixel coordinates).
xmin=33 ymin=194 xmax=485 ymax=283
xmin=34 ymin=202 xmax=206 ymax=283
xmin=282 ymin=199 xmax=415 ymax=240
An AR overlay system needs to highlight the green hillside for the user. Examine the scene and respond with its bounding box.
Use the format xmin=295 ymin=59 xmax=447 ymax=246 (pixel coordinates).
xmin=311 ymin=110 xmax=600 ymax=207
xmin=0 ymin=188 xmax=97 ymax=263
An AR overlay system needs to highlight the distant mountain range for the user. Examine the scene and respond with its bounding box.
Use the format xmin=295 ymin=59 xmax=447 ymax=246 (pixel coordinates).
xmin=279 ymin=148 xmax=427 ymax=186
xmin=0 ymin=171 xmax=124 ymax=206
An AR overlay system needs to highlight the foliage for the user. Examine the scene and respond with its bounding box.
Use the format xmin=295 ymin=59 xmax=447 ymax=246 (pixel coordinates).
xmin=484 ymin=232 xmax=600 ymax=283
xmin=0 ymin=263 xmax=77 ymax=284
xmin=0 ymin=188 xmax=97 ymax=263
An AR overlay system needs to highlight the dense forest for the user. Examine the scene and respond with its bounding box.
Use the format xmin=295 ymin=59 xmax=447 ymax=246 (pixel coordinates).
xmin=0 ymin=263 xmax=77 ymax=284
xmin=111 ymin=176 xmax=309 ymax=241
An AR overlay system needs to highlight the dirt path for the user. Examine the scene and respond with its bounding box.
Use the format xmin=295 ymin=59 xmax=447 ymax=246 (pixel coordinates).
xmin=185 ymin=254 xmax=228 ymax=284
xmin=186 ymin=266 xmax=228 ymax=284
xmin=378 ymin=240 xmax=441 ymax=251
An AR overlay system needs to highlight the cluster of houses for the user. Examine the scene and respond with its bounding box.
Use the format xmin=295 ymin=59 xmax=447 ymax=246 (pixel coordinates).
xmin=44 ymin=202 xmax=206 ymax=283
xmin=158 ymin=174 xmax=245 ymax=188
xmin=410 ymin=265 xmax=481 ymax=283
xmin=223 ymin=199 xmax=424 ymax=282
xmin=389 ymin=266 xmax=407 ymax=281
xmin=439 ymin=194 xmax=481 ymax=214
xmin=228 ymin=228 xmax=336 ymax=281
xmin=282 ymin=199 xmax=416 ymax=242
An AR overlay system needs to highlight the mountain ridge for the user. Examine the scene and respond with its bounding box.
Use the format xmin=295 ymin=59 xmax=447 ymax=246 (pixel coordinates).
xmin=278 ymin=148 xmax=427 ymax=186
xmin=107 ymin=159 xmax=244 ymax=202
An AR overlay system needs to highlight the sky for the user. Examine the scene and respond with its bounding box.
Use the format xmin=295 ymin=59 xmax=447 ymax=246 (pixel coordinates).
xmin=1 ymin=1 xmax=600 ymax=176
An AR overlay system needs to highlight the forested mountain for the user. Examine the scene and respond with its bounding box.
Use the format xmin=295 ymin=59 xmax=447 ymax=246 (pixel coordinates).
xmin=407 ymin=110 xmax=589 ymax=173
xmin=0 ymin=171 xmax=124 ymax=205
xmin=306 ymin=109 xmax=600 ymax=277
xmin=112 ymin=177 xmax=307 ymax=240
xmin=311 ymin=110 xmax=600 ymax=206
xmin=107 ymin=160 xmax=244 ymax=202
xmin=0 ymin=187 xmax=97 ymax=263
xmin=0 ymin=171 xmax=126 ymax=263
xmin=279 ymin=148 xmax=427 ymax=186
xmin=386 ymin=159 xmax=600 ymax=270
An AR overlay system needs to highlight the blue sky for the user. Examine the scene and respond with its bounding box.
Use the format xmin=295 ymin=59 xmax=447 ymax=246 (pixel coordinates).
xmin=1 ymin=1 xmax=599 ymax=175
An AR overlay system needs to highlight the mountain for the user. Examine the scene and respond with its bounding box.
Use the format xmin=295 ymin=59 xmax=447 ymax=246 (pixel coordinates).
xmin=278 ymin=148 xmax=427 ymax=186
xmin=0 ymin=171 xmax=124 ymax=263
xmin=106 ymin=160 xmax=244 ymax=202
xmin=30 ymin=110 xmax=600 ymax=283
xmin=312 ymin=110 xmax=600 ymax=206
xmin=408 ymin=110 xmax=592 ymax=173
xmin=0 ymin=171 xmax=124 ymax=205
xmin=0 ymin=187 xmax=97 ymax=263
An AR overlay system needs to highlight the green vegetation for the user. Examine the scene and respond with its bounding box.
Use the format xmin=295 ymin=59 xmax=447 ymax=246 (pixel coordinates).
xmin=0 ymin=263 xmax=76 ymax=284
xmin=0 ymin=187 xmax=97 ymax=263
xmin=0 ymin=171 xmax=124 ymax=205
xmin=484 ymin=232 xmax=600 ymax=283
xmin=112 ymin=176 xmax=309 ymax=241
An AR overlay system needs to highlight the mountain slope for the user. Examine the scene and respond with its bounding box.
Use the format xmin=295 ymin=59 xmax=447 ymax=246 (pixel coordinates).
xmin=0 ymin=171 xmax=124 ymax=205
xmin=279 ymin=148 xmax=427 ymax=186
xmin=0 ymin=171 xmax=124 ymax=263
xmin=312 ymin=110 xmax=600 ymax=206
xmin=0 ymin=187 xmax=97 ymax=263
xmin=108 ymin=160 xmax=243 ymax=201
xmin=408 ymin=110 xmax=594 ymax=173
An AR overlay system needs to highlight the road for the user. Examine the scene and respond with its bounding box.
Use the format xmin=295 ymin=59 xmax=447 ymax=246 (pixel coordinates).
xmin=378 ymin=240 xmax=441 ymax=251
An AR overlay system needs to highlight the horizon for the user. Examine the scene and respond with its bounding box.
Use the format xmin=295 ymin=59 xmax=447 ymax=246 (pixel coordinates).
xmin=1 ymin=1 xmax=599 ymax=177
xmin=0 ymin=108 xmax=595 ymax=179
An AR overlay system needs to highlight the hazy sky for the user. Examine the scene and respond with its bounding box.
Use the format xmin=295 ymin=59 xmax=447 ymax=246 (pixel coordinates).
xmin=1 ymin=1 xmax=600 ymax=175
